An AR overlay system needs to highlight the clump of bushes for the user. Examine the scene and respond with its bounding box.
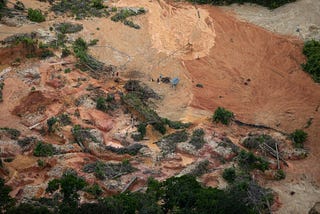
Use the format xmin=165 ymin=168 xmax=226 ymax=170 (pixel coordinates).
xmin=54 ymin=22 xmax=83 ymax=34
xmin=27 ymin=8 xmax=45 ymax=22
xmin=243 ymin=134 xmax=278 ymax=150
xmin=290 ymin=129 xmax=308 ymax=148
xmin=121 ymin=92 xmax=166 ymax=134
xmin=188 ymin=128 xmax=206 ymax=149
xmin=51 ymin=0 xmax=109 ymax=19
xmin=131 ymin=123 xmax=147 ymax=141
xmin=0 ymin=127 xmax=20 ymax=140
xmin=222 ymin=167 xmax=236 ymax=183
xmin=0 ymin=81 xmax=4 ymax=102
xmin=83 ymin=160 xmax=136 ymax=180
xmin=72 ymin=37 xmax=105 ymax=72
xmin=237 ymin=150 xmax=269 ymax=171
xmin=162 ymin=118 xmax=192 ymax=129
xmin=72 ymin=125 xmax=98 ymax=145
xmin=33 ymin=141 xmax=56 ymax=157
xmin=105 ymin=143 xmax=144 ymax=156
xmin=275 ymin=169 xmax=286 ymax=180
xmin=188 ymin=0 xmax=296 ymax=9
xmin=111 ymin=8 xmax=146 ymax=29
xmin=212 ymin=107 xmax=234 ymax=125
xmin=84 ymin=184 xmax=102 ymax=198
xmin=302 ymin=40 xmax=320 ymax=82
xmin=156 ymin=130 xmax=188 ymax=156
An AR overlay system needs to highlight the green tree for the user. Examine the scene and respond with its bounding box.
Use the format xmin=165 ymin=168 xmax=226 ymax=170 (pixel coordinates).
xmin=27 ymin=8 xmax=45 ymax=22
xmin=213 ymin=107 xmax=234 ymax=125
xmin=290 ymin=129 xmax=308 ymax=148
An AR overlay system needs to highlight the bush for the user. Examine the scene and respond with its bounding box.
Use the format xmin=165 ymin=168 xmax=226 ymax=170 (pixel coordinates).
xmin=290 ymin=129 xmax=308 ymax=148
xmin=47 ymin=117 xmax=57 ymax=133
xmin=27 ymin=8 xmax=45 ymax=22
xmin=54 ymin=22 xmax=83 ymax=34
xmin=238 ymin=150 xmax=269 ymax=171
xmin=275 ymin=169 xmax=286 ymax=180
xmin=302 ymin=40 xmax=320 ymax=82
xmin=0 ymin=127 xmax=21 ymax=140
xmin=189 ymin=128 xmax=206 ymax=149
xmin=61 ymin=48 xmax=71 ymax=58
xmin=0 ymin=82 xmax=4 ymax=102
xmin=222 ymin=167 xmax=236 ymax=183
xmin=33 ymin=142 xmax=55 ymax=157
xmin=84 ymin=184 xmax=103 ymax=198
xmin=212 ymin=107 xmax=234 ymax=125
xmin=96 ymin=97 xmax=107 ymax=111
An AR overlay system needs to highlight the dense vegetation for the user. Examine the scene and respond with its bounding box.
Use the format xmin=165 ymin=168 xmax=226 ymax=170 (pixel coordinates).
xmin=187 ymin=0 xmax=296 ymax=9
xmin=302 ymin=40 xmax=320 ymax=82
xmin=2 ymin=173 xmax=272 ymax=214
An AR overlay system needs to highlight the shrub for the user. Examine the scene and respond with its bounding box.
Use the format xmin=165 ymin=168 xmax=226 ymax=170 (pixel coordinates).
xmin=302 ymin=40 xmax=320 ymax=82
xmin=189 ymin=128 xmax=206 ymax=149
xmin=275 ymin=169 xmax=286 ymax=180
xmin=222 ymin=167 xmax=236 ymax=183
xmin=0 ymin=127 xmax=21 ymax=140
xmin=33 ymin=142 xmax=55 ymax=157
xmin=89 ymin=39 xmax=99 ymax=46
xmin=212 ymin=107 xmax=234 ymax=125
xmin=84 ymin=184 xmax=102 ymax=198
xmin=0 ymin=82 xmax=4 ymax=102
xmin=47 ymin=117 xmax=58 ymax=133
xmin=27 ymin=8 xmax=45 ymax=22
xmin=61 ymin=48 xmax=71 ymax=58
xmin=290 ymin=129 xmax=308 ymax=148
xmin=162 ymin=118 xmax=192 ymax=129
xmin=96 ymin=97 xmax=107 ymax=111
xmin=54 ymin=22 xmax=83 ymax=34
xmin=238 ymin=150 xmax=269 ymax=171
